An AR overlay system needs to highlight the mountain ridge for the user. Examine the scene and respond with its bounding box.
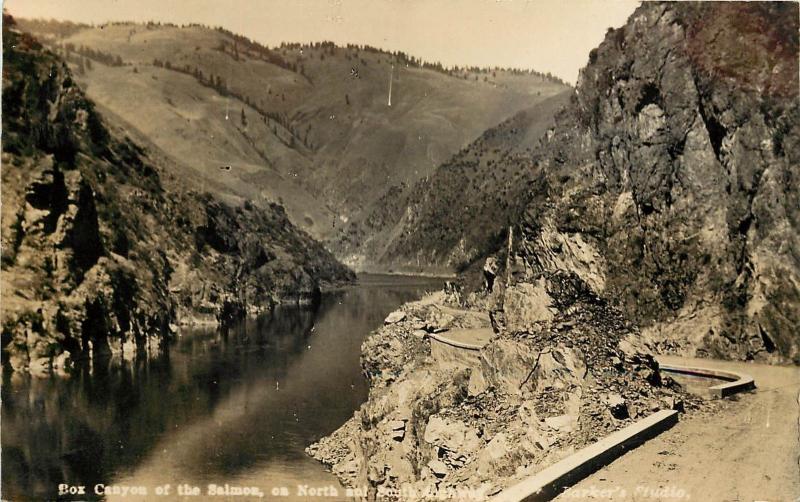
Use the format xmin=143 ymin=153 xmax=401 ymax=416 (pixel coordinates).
xmin=330 ymin=88 xmax=573 ymax=273
xmin=18 ymin=17 xmax=570 ymax=241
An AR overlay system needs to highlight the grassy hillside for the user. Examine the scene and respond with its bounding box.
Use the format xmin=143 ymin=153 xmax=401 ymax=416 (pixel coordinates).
xmin=19 ymin=19 xmax=569 ymax=240
xmin=331 ymin=89 xmax=573 ymax=272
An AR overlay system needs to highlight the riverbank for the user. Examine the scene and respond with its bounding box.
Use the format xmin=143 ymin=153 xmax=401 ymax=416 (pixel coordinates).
xmin=2 ymin=275 xmax=440 ymax=501
xmin=308 ymin=272 xmax=709 ymax=500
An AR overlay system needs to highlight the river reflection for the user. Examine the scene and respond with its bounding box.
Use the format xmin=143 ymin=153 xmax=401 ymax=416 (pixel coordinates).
xmin=2 ymin=274 xmax=442 ymax=501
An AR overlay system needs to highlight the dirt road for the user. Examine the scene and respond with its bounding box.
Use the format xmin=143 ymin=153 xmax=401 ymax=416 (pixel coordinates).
xmin=555 ymin=355 xmax=800 ymax=501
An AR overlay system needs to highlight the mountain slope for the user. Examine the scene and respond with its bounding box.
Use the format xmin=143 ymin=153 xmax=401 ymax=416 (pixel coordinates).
xmin=19 ymin=19 xmax=569 ymax=240
xmin=498 ymin=2 xmax=799 ymax=362
xmin=1 ymin=16 xmax=353 ymax=374
xmin=331 ymin=89 xmax=572 ymax=272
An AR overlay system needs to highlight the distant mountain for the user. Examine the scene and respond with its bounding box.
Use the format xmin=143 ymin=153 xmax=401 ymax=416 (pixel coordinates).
xmin=1 ymin=15 xmax=353 ymax=374
xmin=18 ymin=18 xmax=570 ymax=240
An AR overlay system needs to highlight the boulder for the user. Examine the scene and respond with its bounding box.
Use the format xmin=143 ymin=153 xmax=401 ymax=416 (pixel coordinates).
xmin=476 ymin=433 xmax=510 ymax=477
xmin=384 ymin=310 xmax=406 ymax=324
xmin=605 ymin=393 xmax=629 ymax=419
xmin=544 ymin=414 xmax=578 ymax=432
xmin=387 ymin=419 xmax=406 ymax=441
xmin=424 ymin=415 xmax=481 ymax=455
xmin=503 ymin=278 xmax=556 ymax=332
xmin=428 ymin=459 xmax=448 ymax=478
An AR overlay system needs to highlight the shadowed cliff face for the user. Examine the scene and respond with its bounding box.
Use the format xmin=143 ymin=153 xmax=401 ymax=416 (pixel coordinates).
xmin=0 ymin=16 xmax=354 ymax=374
xmin=508 ymin=2 xmax=799 ymax=362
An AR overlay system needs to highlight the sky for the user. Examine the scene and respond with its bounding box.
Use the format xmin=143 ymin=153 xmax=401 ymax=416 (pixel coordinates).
xmin=4 ymin=0 xmax=641 ymax=84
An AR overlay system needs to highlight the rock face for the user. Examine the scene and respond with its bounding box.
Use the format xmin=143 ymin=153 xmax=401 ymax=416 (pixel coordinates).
xmin=0 ymin=17 xmax=353 ymax=374
xmin=333 ymin=2 xmax=800 ymax=362
xmin=508 ymin=2 xmax=799 ymax=362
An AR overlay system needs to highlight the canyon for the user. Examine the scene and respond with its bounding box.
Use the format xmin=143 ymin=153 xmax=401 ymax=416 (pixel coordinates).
xmin=2 ymin=2 xmax=798 ymax=500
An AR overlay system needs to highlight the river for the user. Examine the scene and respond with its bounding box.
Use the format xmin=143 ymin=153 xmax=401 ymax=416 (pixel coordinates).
xmin=1 ymin=274 xmax=443 ymax=501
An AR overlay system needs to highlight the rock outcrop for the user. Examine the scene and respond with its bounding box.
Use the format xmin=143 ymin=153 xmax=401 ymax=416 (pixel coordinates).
xmin=337 ymin=2 xmax=800 ymax=362
xmin=308 ymin=277 xmax=698 ymax=500
xmin=507 ymin=2 xmax=799 ymax=362
xmin=1 ymin=17 xmax=353 ymax=374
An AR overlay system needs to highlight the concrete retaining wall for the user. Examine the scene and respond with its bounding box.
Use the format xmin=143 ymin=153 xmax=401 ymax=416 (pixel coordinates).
xmin=660 ymin=364 xmax=756 ymax=398
xmin=491 ymin=410 xmax=679 ymax=502
xmin=429 ymin=332 xmax=482 ymax=368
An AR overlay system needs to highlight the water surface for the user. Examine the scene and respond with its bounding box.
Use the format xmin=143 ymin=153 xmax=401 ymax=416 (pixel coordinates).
xmin=2 ymin=274 xmax=442 ymax=501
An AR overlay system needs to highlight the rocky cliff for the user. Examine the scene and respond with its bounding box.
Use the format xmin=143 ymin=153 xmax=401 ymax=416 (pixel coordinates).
xmin=1 ymin=16 xmax=354 ymax=374
xmin=334 ymin=1 xmax=800 ymax=361
xmin=504 ymin=2 xmax=799 ymax=362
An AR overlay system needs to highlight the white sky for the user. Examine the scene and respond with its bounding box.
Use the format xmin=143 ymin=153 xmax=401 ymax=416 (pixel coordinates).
xmin=4 ymin=0 xmax=641 ymax=84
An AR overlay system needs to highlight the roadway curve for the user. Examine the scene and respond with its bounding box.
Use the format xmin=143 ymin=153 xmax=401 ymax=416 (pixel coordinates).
xmin=555 ymin=355 xmax=800 ymax=501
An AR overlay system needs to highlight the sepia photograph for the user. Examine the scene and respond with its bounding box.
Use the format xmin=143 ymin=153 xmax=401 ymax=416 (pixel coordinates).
xmin=1 ymin=0 xmax=798 ymax=500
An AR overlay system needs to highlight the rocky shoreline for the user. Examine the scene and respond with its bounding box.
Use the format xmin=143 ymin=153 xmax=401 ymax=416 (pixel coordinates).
xmin=307 ymin=272 xmax=707 ymax=500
